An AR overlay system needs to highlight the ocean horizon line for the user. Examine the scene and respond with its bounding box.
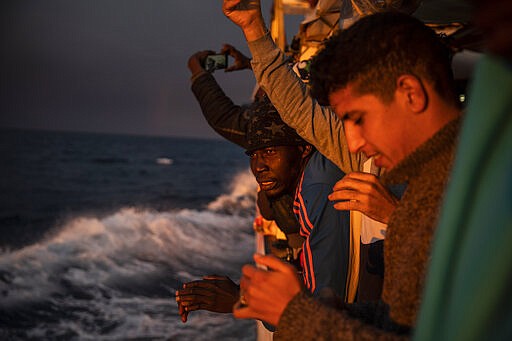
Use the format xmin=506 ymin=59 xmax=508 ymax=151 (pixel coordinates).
xmin=0 ymin=125 xmax=226 ymax=142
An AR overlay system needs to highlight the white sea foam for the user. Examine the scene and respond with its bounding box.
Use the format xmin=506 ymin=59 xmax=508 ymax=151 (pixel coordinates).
xmin=156 ymin=157 xmax=173 ymax=165
xmin=208 ymin=169 xmax=257 ymax=216
xmin=0 ymin=169 xmax=257 ymax=340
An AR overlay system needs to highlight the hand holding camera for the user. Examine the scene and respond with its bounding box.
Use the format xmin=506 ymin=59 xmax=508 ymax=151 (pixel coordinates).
xmin=221 ymin=43 xmax=252 ymax=71
xmin=188 ymin=50 xmax=228 ymax=74
xmin=188 ymin=50 xmax=215 ymax=75
xmin=189 ymin=44 xmax=253 ymax=76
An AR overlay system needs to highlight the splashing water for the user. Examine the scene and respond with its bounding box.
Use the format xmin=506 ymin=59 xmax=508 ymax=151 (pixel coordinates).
xmin=0 ymin=170 xmax=258 ymax=340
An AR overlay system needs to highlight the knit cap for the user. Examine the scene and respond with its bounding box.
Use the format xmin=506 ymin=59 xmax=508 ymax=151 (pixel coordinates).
xmin=245 ymin=97 xmax=309 ymax=154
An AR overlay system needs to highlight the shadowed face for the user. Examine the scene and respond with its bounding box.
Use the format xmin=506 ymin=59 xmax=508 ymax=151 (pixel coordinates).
xmin=248 ymin=145 xmax=307 ymax=199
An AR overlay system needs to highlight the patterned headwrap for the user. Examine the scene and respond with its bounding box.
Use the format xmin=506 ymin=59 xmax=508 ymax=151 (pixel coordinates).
xmin=245 ymin=96 xmax=309 ymax=154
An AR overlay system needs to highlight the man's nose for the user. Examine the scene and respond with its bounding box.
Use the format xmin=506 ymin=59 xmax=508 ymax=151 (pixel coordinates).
xmin=253 ymin=154 xmax=269 ymax=172
xmin=344 ymin=124 xmax=366 ymax=153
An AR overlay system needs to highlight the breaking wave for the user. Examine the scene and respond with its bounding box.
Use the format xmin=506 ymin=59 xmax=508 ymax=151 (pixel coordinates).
xmin=0 ymin=170 xmax=258 ymax=340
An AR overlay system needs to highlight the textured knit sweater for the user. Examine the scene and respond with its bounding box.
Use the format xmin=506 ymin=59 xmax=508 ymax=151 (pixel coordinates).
xmin=274 ymin=118 xmax=461 ymax=340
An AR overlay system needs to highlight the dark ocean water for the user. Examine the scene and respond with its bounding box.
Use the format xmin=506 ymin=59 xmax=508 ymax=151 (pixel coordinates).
xmin=0 ymin=128 xmax=258 ymax=340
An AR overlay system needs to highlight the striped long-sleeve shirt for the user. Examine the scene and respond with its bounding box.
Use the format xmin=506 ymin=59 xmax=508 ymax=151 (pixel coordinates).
xmin=294 ymin=151 xmax=350 ymax=300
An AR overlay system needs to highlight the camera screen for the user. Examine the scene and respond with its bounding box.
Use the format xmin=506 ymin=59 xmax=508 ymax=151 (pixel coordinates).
xmin=205 ymin=54 xmax=227 ymax=72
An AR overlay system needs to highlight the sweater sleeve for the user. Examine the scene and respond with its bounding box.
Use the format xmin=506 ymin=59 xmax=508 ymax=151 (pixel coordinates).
xmin=275 ymin=291 xmax=411 ymax=340
xmin=247 ymin=33 xmax=365 ymax=173
xmin=191 ymin=72 xmax=250 ymax=149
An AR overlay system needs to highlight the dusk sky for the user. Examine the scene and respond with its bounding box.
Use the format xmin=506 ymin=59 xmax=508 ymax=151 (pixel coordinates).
xmin=1 ymin=1 xmax=299 ymax=139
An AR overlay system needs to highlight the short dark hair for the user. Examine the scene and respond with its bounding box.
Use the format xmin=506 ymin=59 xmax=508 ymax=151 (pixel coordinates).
xmin=310 ymin=12 xmax=457 ymax=106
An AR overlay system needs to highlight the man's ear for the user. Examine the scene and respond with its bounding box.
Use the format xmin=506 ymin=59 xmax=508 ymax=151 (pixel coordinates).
xmin=299 ymin=144 xmax=314 ymax=159
xmin=396 ymin=74 xmax=428 ymax=113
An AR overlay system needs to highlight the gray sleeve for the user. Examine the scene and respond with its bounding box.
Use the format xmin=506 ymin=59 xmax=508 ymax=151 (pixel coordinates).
xmin=247 ymin=33 xmax=364 ymax=173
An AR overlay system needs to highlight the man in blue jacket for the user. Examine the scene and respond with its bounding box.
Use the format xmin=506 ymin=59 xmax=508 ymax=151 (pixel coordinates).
xmin=176 ymin=50 xmax=354 ymax=321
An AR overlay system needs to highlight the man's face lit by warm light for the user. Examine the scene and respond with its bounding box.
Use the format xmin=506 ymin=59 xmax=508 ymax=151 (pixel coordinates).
xmin=329 ymin=85 xmax=414 ymax=170
xmin=248 ymin=145 xmax=304 ymax=199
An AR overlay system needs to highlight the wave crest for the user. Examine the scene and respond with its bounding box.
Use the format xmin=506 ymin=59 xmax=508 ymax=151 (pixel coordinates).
xmin=0 ymin=169 xmax=258 ymax=339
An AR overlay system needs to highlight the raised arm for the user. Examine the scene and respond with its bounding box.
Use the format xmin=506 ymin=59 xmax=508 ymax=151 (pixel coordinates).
xmin=223 ymin=0 xmax=364 ymax=173
xmin=188 ymin=50 xmax=250 ymax=149
xmin=223 ymin=0 xmax=267 ymax=42
xmin=221 ymin=43 xmax=253 ymax=72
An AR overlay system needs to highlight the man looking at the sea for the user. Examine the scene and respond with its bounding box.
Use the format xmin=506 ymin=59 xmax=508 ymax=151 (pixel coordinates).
xmin=176 ymin=49 xmax=357 ymax=322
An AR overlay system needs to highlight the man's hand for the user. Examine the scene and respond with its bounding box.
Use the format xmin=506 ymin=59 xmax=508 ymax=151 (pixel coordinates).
xmin=328 ymin=172 xmax=399 ymax=224
xmin=221 ymin=44 xmax=252 ymax=71
xmin=223 ymin=0 xmax=267 ymax=42
xmin=187 ymin=50 xmax=215 ymax=76
xmin=233 ymin=254 xmax=302 ymax=326
xmin=176 ymin=275 xmax=239 ymax=323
